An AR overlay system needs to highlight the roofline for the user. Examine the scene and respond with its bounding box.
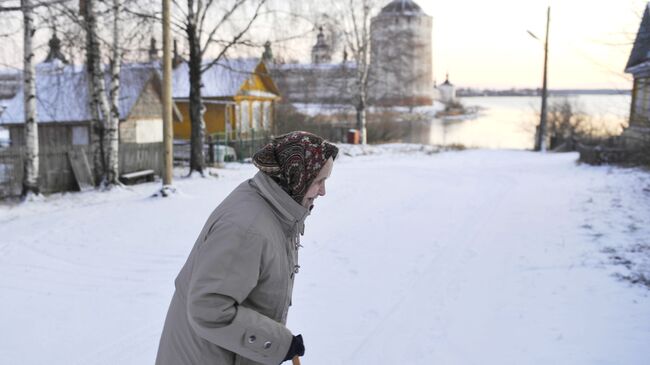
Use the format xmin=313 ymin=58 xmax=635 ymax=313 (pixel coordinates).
xmin=173 ymin=98 xmax=236 ymax=105
xmin=625 ymin=60 xmax=650 ymax=74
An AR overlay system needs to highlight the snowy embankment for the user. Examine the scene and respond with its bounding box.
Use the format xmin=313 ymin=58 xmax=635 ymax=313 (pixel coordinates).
xmin=0 ymin=146 xmax=649 ymax=365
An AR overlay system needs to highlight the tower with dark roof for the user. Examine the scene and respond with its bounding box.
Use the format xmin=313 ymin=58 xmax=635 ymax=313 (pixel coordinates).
xmin=439 ymin=73 xmax=456 ymax=103
xmin=44 ymin=32 xmax=68 ymax=64
xmin=370 ymin=0 xmax=433 ymax=106
xmin=311 ymin=27 xmax=332 ymax=64
xmin=148 ymin=37 xmax=160 ymax=62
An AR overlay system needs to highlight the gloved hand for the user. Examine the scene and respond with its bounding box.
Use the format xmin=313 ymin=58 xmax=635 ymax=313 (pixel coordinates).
xmin=282 ymin=334 xmax=305 ymax=362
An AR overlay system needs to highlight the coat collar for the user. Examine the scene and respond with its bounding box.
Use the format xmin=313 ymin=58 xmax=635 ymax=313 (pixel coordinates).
xmin=251 ymin=171 xmax=310 ymax=235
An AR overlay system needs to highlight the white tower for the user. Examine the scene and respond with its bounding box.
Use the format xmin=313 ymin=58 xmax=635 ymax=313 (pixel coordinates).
xmin=439 ymin=73 xmax=456 ymax=104
xmin=370 ymin=0 xmax=433 ymax=106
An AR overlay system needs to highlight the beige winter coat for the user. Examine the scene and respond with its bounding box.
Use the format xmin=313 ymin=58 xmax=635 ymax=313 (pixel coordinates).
xmin=155 ymin=171 xmax=309 ymax=365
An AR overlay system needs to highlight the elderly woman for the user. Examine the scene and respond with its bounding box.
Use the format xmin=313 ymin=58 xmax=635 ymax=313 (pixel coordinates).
xmin=155 ymin=131 xmax=338 ymax=365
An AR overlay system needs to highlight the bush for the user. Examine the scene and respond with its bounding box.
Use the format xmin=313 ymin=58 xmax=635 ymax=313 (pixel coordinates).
xmin=544 ymin=98 xmax=620 ymax=151
xmin=274 ymin=104 xmax=431 ymax=144
xmin=274 ymin=104 xmax=352 ymax=143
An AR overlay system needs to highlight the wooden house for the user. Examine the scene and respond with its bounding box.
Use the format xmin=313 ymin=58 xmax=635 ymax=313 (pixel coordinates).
xmin=624 ymin=3 xmax=650 ymax=146
xmin=172 ymin=58 xmax=281 ymax=141
xmin=0 ymin=60 xmax=179 ymax=196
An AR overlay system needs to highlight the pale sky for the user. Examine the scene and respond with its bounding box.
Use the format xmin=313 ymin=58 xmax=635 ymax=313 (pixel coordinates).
xmin=421 ymin=0 xmax=647 ymax=89
xmin=0 ymin=0 xmax=646 ymax=90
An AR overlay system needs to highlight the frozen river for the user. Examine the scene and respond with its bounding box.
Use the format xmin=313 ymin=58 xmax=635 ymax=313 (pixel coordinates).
xmin=417 ymin=94 xmax=631 ymax=149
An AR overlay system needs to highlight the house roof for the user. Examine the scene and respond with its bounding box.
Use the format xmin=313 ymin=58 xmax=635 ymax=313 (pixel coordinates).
xmin=0 ymin=61 xmax=160 ymax=125
xmin=272 ymin=61 xmax=357 ymax=70
xmin=379 ymin=0 xmax=427 ymax=16
xmin=626 ymin=3 xmax=650 ymax=72
xmin=172 ymin=58 xmax=263 ymax=99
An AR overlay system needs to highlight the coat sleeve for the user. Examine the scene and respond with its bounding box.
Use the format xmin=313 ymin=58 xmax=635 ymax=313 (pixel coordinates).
xmin=186 ymin=219 xmax=293 ymax=365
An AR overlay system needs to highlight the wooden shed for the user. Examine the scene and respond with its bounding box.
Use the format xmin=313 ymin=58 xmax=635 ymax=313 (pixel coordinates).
xmin=0 ymin=61 xmax=179 ymax=196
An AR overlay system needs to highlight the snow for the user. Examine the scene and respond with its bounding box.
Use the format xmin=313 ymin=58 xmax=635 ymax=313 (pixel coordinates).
xmin=1 ymin=147 xmax=649 ymax=365
xmin=291 ymin=103 xmax=355 ymax=116
xmin=172 ymin=59 xmax=259 ymax=99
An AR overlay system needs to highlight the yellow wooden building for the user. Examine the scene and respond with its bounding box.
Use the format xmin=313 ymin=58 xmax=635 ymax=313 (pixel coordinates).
xmin=172 ymin=59 xmax=281 ymax=141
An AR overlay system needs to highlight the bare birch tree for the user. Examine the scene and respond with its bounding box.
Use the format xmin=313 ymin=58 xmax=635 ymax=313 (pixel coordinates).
xmin=21 ymin=0 xmax=39 ymax=197
xmin=318 ymin=0 xmax=376 ymax=144
xmin=106 ymin=0 xmax=122 ymax=185
xmin=342 ymin=0 xmax=374 ymax=145
xmin=1 ymin=0 xmax=75 ymax=198
xmin=82 ymin=0 xmax=114 ymax=186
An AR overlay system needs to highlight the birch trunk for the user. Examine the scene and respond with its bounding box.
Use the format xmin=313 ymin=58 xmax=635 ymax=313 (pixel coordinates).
xmin=106 ymin=0 xmax=121 ymax=184
xmin=354 ymin=0 xmax=371 ymax=145
xmin=22 ymin=0 xmax=39 ymax=197
xmin=356 ymin=94 xmax=367 ymax=145
xmin=84 ymin=0 xmax=113 ymax=185
xmin=187 ymin=0 xmax=205 ymax=175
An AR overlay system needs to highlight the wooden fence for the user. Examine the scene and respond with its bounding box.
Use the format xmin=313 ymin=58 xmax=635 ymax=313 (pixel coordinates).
xmin=0 ymin=146 xmax=26 ymax=197
xmin=0 ymin=142 xmax=163 ymax=198
xmin=174 ymin=133 xmax=271 ymax=163
xmin=120 ymin=142 xmax=163 ymax=176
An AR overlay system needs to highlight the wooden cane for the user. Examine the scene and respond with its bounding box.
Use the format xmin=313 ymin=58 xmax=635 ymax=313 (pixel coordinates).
xmin=292 ymin=356 xmax=301 ymax=365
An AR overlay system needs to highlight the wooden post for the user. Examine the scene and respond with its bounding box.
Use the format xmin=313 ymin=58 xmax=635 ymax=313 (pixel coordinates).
xmin=162 ymin=0 xmax=173 ymax=187
xmin=536 ymin=6 xmax=550 ymax=152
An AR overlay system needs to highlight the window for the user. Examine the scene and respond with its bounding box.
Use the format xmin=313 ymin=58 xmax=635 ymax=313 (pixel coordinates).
xmin=637 ymin=78 xmax=650 ymax=118
xmin=0 ymin=127 xmax=9 ymax=148
xmin=72 ymin=126 xmax=89 ymax=145
xmin=252 ymin=101 xmax=262 ymax=131
xmin=240 ymin=101 xmax=250 ymax=133
xmin=263 ymin=101 xmax=271 ymax=130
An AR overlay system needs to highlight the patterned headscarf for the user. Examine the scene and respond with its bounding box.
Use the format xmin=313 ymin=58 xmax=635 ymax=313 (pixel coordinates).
xmin=253 ymin=131 xmax=339 ymax=204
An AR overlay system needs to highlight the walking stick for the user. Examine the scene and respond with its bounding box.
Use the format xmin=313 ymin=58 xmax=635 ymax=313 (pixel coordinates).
xmin=292 ymin=356 xmax=301 ymax=365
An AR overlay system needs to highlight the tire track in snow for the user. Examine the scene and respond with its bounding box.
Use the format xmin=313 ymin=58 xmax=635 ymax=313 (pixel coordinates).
xmin=346 ymin=171 xmax=515 ymax=363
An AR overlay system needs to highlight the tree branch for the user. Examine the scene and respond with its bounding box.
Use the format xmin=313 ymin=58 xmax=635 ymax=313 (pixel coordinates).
xmin=198 ymin=0 xmax=247 ymax=55
xmin=0 ymin=0 xmax=71 ymax=12
xmin=200 ymin=0 xmax=265 ymax=73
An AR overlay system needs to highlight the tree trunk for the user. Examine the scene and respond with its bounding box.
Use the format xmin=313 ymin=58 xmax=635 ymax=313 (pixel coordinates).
xmin=187 ymin=0 xmax=205 ymax=175
xmin=84 ymin=0 xmax=113 ymax=185
xmin=162 ymin=0 xmax=174 ymax=187
xmin=21 ymin=0 xmax=39 ymax=197
xmin=356 ymin=97 xmax=367 ymax=145
xmin=106 ymin=0 xmax=121 ymax=184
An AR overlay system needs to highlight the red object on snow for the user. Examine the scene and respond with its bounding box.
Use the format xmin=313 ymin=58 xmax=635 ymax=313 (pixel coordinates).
xmin=347 ymin=129 xmax=360 ymax=144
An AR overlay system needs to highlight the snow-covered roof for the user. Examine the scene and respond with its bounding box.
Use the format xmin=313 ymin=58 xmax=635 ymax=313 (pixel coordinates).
xmin=272 ymin=61 xmax=357 ymax=71
xmin=626 ymin=3 xmax=650 ymax=72
xmin=172 ymin=58 xmax=261 ymax=99
xmin=0 ymin=61 xmax=159 ymax=125
xmin=378 ymin=0 xmax=427 ymax=16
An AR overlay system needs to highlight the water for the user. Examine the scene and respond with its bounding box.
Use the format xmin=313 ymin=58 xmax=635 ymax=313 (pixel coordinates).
xmin=423 ymin=94 xmax=631 ymax=150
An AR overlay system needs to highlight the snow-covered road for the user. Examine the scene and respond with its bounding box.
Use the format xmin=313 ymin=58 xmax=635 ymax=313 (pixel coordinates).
xmin=0 ymin=147 xmax=648 ymax=364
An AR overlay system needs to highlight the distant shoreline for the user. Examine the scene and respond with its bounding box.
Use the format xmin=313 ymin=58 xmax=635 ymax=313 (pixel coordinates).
xmin=457 ymin=89 xmax=631 ymax=97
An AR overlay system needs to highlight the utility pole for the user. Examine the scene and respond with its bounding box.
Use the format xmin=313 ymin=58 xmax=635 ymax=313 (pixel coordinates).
xmin=161 ymin=0 xmax=174 ymax=196
xmin=536 ymin=6 xmax=550 ymax=152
